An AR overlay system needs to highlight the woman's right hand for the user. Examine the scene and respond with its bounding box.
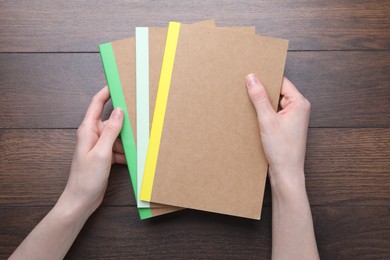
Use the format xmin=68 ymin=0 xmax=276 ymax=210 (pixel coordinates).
xmin=245 ymin=74 xmax=311 ymax=190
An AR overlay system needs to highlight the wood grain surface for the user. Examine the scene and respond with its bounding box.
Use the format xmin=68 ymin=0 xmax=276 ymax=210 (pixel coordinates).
xmin=1 ymin=129 xmax=389 ymax=207
xmin=1 ymin=52 xmax=389 ymax=128
xmin=0 ymin=0 xmax=389 ymax=51
xmin=0 ymin=0 xmax=389 ymax=259
xmin=0 ymin=206 xmax=389 ymax=259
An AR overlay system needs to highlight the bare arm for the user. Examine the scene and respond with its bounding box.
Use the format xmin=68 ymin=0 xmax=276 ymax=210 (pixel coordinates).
xmin=10 ymin=86 xmax=125 ymax=259
xmin=246 ymin=75 xmax=319 ymax=260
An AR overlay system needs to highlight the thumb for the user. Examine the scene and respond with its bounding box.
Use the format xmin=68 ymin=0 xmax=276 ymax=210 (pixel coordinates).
xmin=94 ymin=108 xmax=124 ymax=153
xmin=245 ymin=74 xmax=275 ymax=122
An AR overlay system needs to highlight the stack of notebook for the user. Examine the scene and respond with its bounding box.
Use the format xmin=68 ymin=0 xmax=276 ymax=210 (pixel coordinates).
xmin=99 ymin=20 xmax=288 ymax=220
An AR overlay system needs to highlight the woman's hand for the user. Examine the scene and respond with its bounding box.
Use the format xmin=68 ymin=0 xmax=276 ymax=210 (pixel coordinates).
xmin=62 ymin=86 xmax=126 ymax=216
xmin=246 ymin=74 xmax=319 ymax=260
xmin=11 ymin=86 xmax=126 ymax=260
xmin=245 ymin=74 xmax=311 ymax=190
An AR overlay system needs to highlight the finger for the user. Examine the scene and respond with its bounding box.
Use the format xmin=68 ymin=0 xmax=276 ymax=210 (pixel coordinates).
xmin=76 ymin=87 xmax=109 ymax=152
xmin=96 ymin=120 xmax=107 ymax=137
xmin=113 ymin=138 xmax=124 ymax=154
xmin=280 ymin=77 xmax=302 ymax=98
xmin=245 ymin=74 xmax=276 ymax=122
xmin=93 ymin=108 xmax=124 ymax=155
xmin=83 ymin=86 xmax=110 ymax=124
xmin=76 ymin=121 xmax=99 ymax=154
xmin=279 ymin=96 xmax=290 ymax=110
xmin=113 ymin=153 xmax=127 ymax=165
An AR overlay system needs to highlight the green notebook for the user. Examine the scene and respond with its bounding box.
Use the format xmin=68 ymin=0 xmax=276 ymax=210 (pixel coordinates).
xmin=99 ymin=42 xmax=179 ymax=219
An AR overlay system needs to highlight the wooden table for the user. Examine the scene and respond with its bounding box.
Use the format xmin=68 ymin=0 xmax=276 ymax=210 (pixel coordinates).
xmin=1 ymin=1 xmax=389 ymax=259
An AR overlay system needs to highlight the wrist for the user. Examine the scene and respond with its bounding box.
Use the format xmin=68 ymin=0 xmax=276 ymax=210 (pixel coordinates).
xmin=269 ymin=168 xmax=307 ymax=202
xmin=54 ymin=189 xmax=92 ymax=224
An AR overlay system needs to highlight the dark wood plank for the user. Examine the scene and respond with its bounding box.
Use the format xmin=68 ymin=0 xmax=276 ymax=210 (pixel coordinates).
xmin=1 ymin=51 xmax=389 ymax=129
xmin=0 ymin=129 xmax=134 ymax=206
xmin=0 ymin=53 xmax=110 ymax=129
xmin=0 ymin=206 xmax=388 ymax=259
xmin=1 ymin=128 xmax=389 ymax=207
xmin=0 ymin=0 xmax=389 ymax=52
xmin=305 ymin=128 xmax=390 ymax=206
xmin=286 ymin=51 xmax=390 ymax=128
xmin=313 ymin=206 xmax=390 ymax=259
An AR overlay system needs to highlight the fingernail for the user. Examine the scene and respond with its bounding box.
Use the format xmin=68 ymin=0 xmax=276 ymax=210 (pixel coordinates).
xmin=112 ymin=108 xmax=123 ymax=120
xmin=245 ymin=74 xmax=259 ymax=88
